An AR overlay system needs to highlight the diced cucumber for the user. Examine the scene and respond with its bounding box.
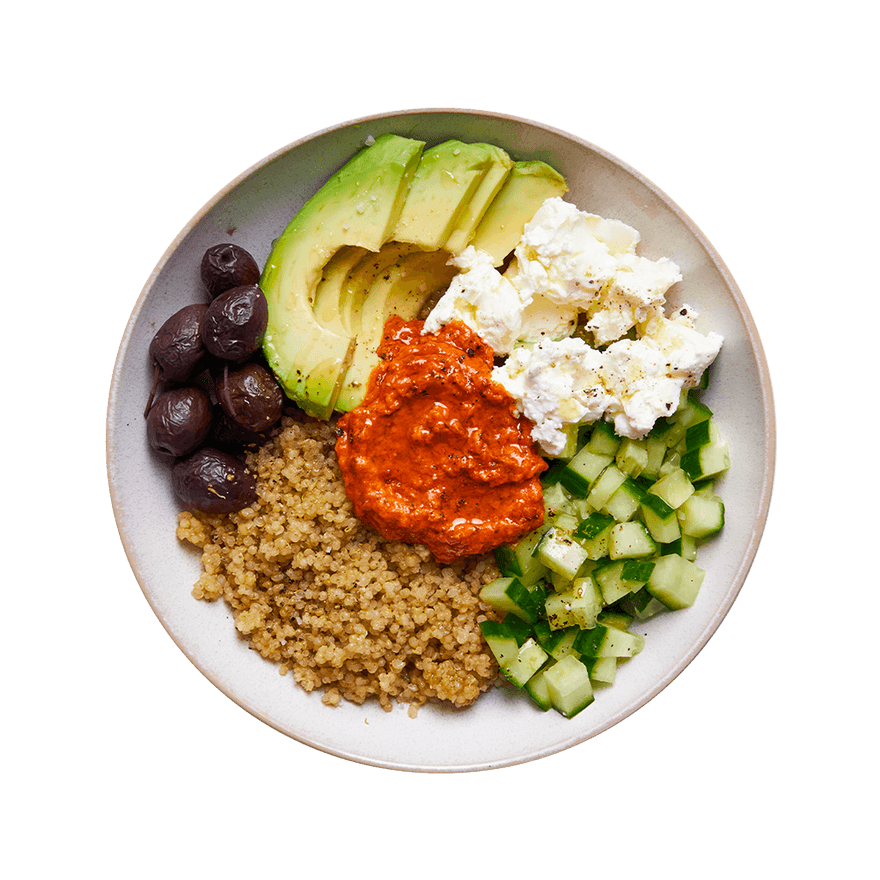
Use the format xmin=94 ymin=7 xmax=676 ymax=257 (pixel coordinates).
xmin=660 ymin=534 xmax=698 ymax=562
xmin=524 ymin=665 xmax=554 ymax=711
xmin=595 ymin=559 xmax=653 ymax=605
xmin=536 ymin=527 xmax=589 ymax=580
xmin=573 ymin=623 xmax=645 ymax=659
xmin=680 ymin=442 xmax=730 ymax=481
xmin=642 ymin=435 xmax=668 ymax=481
xmin=597 ymin=609 xmax=635 ymax=631
xmin=479 ymin=577 xmax=545 ymax=623
xmin=479 ymin=620 xmax=520 ymax=667
xmin=543 ymin=481 xmax=576 ymax=518
xmin=495 ymin=527 xmax=549 ymax=587
xmin=685 ymin=418 xmax=722 ymax=451
xmin=587 ymin=464 xmax=627 ymax=510
xmin=608 ymin=522 xmax=658 ymax=560
xmin=623 ymin=587 xmax=670 ymax=620
xmin=544 ymin=576 xmax=603 ymax=630
xmin=502 ymin=638 xmax=549 ymax=688
xmin=615 ymin=438 xmax=649 ymax=477
xmin=586 ymin=420 xmax=620 ymax=457
xmin=641 ymin=493 xmax=682 ymax=544
xmin=560 ymin=447 xmax=613 ymax=498
xmin=545 ymin=626 xmax=580 ymax=661
xmin=647 ymin=467 xmax=695 ymax=509
xmin=674 ymin=393 xmax=713 ymax=429
xmin=585 ymin=655 xmax=617 ymax=686
xmin=603 ymin=477 xmax=647 ymax=522
xmin=543 ymin=655 xmax=595 ymax=718
xmin=677 ymin=492 xmax=725 ymax=538
xmin=646 ymin=554 xmax=706 ymax=610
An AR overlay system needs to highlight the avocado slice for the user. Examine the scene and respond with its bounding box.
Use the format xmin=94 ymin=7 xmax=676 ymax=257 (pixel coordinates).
xmin=335 ymin=249 xmax=456 ymax=412
xmin=470 ymin=160 xmax=569 ymax=266
xmin=444 ymin=143 xmax=513 ymax=254
xmin=260 ymin=133 xmax=424 ymax=417
xmin=391 ymin=140 xmax=498 ymax=251
xmin=337 ymin=241 xmax=421 ymax=337
xmin=312 ymin=245 xmax=369 ymax=337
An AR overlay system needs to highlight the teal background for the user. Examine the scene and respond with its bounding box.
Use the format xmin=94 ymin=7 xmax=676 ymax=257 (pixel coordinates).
xmin=6 ymin=2 xmax=871 ymax=878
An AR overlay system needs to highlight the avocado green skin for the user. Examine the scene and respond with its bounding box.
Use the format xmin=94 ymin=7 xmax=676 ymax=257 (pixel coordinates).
xmin=260 ymin=134 xmax=425 ymax=418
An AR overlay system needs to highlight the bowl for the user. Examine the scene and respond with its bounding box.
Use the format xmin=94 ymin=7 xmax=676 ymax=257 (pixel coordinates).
xmin=107 ymin=108 xmax=775 ymax=772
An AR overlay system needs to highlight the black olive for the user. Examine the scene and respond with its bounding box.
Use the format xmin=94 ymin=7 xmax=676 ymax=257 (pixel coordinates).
xmin=172 ymin=447 xmax=257 ymax=514
xmin=146 ymin=387 xmax=212 ymax=458
xmin=200 ymin=284 xmax=268 ymax=362
xmin=149 ymin=303 xmax=209 ymax=383
xmin=209 ymin=403 xmax=268 ymax=454
xmin=200 ymin=243 xmax=261 ymax=299
xmin=215 ymin=362 xmax=284 ymax=434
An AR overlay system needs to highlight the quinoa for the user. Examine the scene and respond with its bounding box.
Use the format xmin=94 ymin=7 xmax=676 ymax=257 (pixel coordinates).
xmin=176 ymin=415 xmax=502 ymax=714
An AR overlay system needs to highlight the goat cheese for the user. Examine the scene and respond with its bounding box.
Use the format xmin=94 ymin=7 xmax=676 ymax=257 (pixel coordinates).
xmin=422 ymin=246 xmax=527 ymax=352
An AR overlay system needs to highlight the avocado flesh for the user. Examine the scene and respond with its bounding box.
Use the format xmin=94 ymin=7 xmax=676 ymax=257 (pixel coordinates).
xmin=312 ymin=245 xmax=369 ymax=337
xmin=260 ymin=133 xmax=425 ymax=417
xmin=335 ymin=249 xmax=456 ymax=412
xmin=391 ymin=140 xmax=499 ymax=251
xmin=444 ymin=144 xmax=513 ymax=254
xmin=470 ymin=160 xmax=569 ymax=266
xmin=337 ymin=241 xmax=422 ymax=337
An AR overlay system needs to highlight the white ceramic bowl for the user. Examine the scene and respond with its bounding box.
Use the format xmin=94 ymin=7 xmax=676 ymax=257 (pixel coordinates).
xmin=107 ymin=109 xmax=775 ymax=772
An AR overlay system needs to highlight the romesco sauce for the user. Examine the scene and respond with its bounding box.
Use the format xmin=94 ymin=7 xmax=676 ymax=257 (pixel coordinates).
xmin=335 ymin=316 xmax=547 ymax=563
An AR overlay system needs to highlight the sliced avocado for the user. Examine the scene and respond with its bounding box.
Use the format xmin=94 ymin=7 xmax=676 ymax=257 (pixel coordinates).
xmin=260 ymin=133 xmax=424 ymax=417
xmin=336 ymin=250 xmax=456 ymax=412
xmin=444 ymin=144 xmax=513 ymax=254
xmin=337 ymin=241 xmax=420 ymax=337
xmin=391 ymin=140 xmax=497 ymax=251
xmin=470 ymin=160 xmax=569 ymax=266
xmin=312 ymin=245 xmax=369 ymax=337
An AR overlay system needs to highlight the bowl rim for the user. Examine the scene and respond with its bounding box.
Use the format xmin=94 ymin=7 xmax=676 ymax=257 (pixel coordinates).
xmin=107 ymin=107 xmax=776 ymax=771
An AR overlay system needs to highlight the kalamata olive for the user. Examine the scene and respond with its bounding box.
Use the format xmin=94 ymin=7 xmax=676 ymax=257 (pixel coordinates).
xmin=146 ymin=387 xmax=212 ymax=458
xmin=200 ymin=243 xmax=261 ymax=299
xmin=200 ymin=284 xmax=268 ymax=362
xmin=216 ymin=362 xmax=284 ymax=434
xmin=149 ymin=303 xmax=209 ymax=383
xmin=209 ymin=404 xmax=268 ymax=454
xmin=172 ymin=447 xmax=257 ymax=514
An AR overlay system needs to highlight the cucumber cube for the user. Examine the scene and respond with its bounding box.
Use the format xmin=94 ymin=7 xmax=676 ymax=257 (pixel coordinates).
xmin=608 ymin=522 xmax=658 ymax=559
xmin=624 ymin=587 xmax=670 ymax=620
xmin=586 ymin=420 xmax=620 ymax=457
xmin=648 ymin=467 xmax=695 ymax=509
xmin=544 ymin=655 xmax=595 ymax=718
xmin=585 ymin=655 xmax=617 ymax=686
xmin=615 ymin=438 xmax=649 ymax=477
xmin=479 ymin=620 xmax=520 ymax=667
xmin=544 ymin=577 xmax=603 ymax=630
xmin=560 ymin=448 xmax=614 ymax=498
xmin=479 ymin=576 xmax=544 ymax=623
xmin=641 ymin=498 xmax=682 ymax=544
xmin=495 ymin=527 xmax=549 ymax=587
xmin=685 ymin=418 xmax=721 ymax=451
xmin=503 ymin=638 xmax=549 ymax=688
xmin=573 ymin=623 xmax=645 ymax=659
xmin=603 ymin=477 xmax=647 ymax=522
xmin=536 ymin=528 xmax=589 ymax=580
xmin=677 ymin=493 xmax=725 ymax=538
xmin=646 ymin=554 xmax=706 ymax=610
xmin=587 ymin=465 xmax=627 ymax=510
xmin=524 ymin=666 xmax=553 ymax=711
xmin=680 ymin=442 xmax=731 ymax=481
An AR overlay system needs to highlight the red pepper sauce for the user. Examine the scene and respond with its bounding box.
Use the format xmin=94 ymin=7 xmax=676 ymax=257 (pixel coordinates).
xmin=335 ymin=316 xmax=547 ymax=563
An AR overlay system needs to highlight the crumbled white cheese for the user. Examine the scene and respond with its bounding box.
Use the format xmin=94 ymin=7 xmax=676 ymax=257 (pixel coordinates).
xmin=586 ymin=252 xmax=682 ymax=345
xmin=422 ymin=246 xmax=528 ymax=353
xmin=493 ymin=337 xmax=610 ymax=455
xmin=492 ymin=314 xmax=723 ymax=453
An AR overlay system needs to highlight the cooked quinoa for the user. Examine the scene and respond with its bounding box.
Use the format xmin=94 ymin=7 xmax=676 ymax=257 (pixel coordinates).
xmin=177 ymin=415 xmax=502 ymax=714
